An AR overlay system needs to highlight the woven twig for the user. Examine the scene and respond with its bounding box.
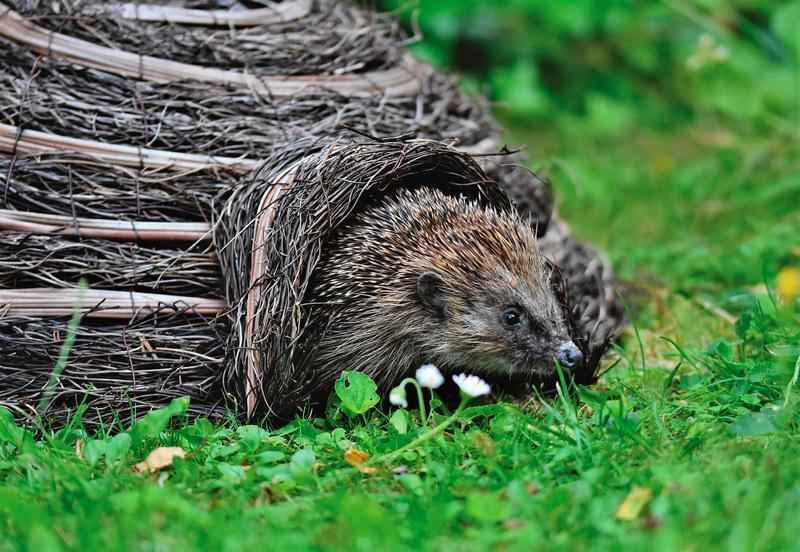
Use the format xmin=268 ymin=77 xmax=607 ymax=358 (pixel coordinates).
xmin=0 ymin=288 xmax=226 ymax=318
xmin=0 ymin=35 xmax=494 ymax=158
xmin=0 ymin=153 xmax=235 ymax=222
xmin=8 ymin=0 xmax=404 ymax=77
xmin=0 ymin=209 xmax=212 ymax=241
xmin=0 ymin=7 xmax=423 ymax=96
xmin=0 ymin=311 xmax=228 ymax=427
xmin=95 ymin=1 xmax=313 ymax=26
xmin=0 ymin=233 xmax=222 ymax=297
xmin=0 ymin=123 xmax=259 ymax=172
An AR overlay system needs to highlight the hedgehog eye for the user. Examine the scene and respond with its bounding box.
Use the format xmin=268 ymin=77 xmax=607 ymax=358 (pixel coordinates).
xmin=501 ymin=306 xmax=523 ymax=328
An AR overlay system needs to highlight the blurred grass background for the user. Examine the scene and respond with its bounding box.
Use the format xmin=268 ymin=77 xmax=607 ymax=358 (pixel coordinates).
xmin=381 ymin=0 xmax=800 ymax=313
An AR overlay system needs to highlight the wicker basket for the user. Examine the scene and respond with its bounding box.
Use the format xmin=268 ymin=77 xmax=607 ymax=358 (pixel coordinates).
xmin=0 ymin=0 xmax=624 ymax=426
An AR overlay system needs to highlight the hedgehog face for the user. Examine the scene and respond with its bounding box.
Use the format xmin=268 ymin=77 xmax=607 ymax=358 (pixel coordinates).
xmin=417 ymin=266 xmax=582 ymax=378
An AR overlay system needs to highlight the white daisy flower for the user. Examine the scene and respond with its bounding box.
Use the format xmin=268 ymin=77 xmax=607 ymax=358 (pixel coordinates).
xmin=415 ymin=363 xmax=444 ymax=389
xmin=452 ymin=373 xmax=491 ymax=398
xmin=389 ymin=386 xmax=408 ymax=408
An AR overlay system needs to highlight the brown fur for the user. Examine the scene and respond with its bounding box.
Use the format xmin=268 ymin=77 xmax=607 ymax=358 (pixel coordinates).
xmin=302 ymin=186 xmax=572 ymax=401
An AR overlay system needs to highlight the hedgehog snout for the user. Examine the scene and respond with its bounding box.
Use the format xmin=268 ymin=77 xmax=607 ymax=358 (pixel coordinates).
xmin=555 ymin=341 xmax=584 ymax=371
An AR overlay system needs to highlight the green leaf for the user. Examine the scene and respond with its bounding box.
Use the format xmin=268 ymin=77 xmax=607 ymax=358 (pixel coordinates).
xmin=255 ymin=450 xmax=287 ymax=465
xmin=397 ymin=474 xmax=423 ymax=495
xmin=0 ymin=407 xmax=25 ymax=447
xmin=256 ymin=464 xmax=291 ymax=482
xmin=334 ymin=371 xmax=380 ymax=416
xmin=129 ymin=397 xmax=190 ymax=445
xmin=236 ymin=425 xmax=269 ymax=452
xmin=774 ymin=2 xmax=800 ymax=54
xmin=679 ymin=373 xmax=705 ymax=391
xmin=217 ymin=463 xmax=247 ymax=481
xmin=289 ymin=448 xmax=316 ymax=476
xmin=209 ymin=442 xmax=240 ymax=459
xmin=26 ymin=525 xmax=62 ymax=552
xmin=735 ymin=312 xmax=752 ymax=339
xmin=105 ymin=433 xmax=132 ymax=465
xmin=284 ymin=448 xmax=317 ymax=484
xmin=83 ymin=439 xmax=107 ymax=466
xmin=731 ymin=410 xmax=778 ymax=436
xmin=711 ymin=339 xmax=733 ymax=361
xmin=465 ymin=492 xmax=513 ymax=524
xmin=389 ymin=409 xmax=409 ymax=435
xmin=236 ymin=425 xmax=269 ymax=441
xmin=315 ymin=432 xmax=334 ymax=446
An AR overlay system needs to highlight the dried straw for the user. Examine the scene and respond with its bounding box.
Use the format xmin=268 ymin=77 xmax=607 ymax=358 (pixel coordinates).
xmin=0 ymin=233 xmax=221 ymax=297
xmin=97 ymin=2 xmax=314 ymax=26
xmin=5 ymin=0 xmax=403 ymax=77
xmin=0 ymin=36 xmax=487 ymax=159
xmin=0 ymin=5 xmax=421 ymax=96
xmin=0 ymin=123 xmax=259 ymax=172
xmin=0 ymin=153 xmax=235 ymax=222
xmin=0 ymin=311 xmax=228 ymax=427
xmin=0 ymin=209 xmax=212 ymax=241
xmin=0 ymin=288 xmax=226 ymax=318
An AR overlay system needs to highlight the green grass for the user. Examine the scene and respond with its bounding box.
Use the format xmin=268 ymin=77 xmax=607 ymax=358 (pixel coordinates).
xmin=1 ymin=291 xmax=798 ymax=551
xmin=1 ymin=135 xmax=798 ymax=552
xmin=3 ymin=2 xmax=800 ymax=550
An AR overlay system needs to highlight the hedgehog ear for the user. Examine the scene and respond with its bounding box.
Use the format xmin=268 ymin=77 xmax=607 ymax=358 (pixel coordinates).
xmin=417 ymin=271 xmax=447 ymax=318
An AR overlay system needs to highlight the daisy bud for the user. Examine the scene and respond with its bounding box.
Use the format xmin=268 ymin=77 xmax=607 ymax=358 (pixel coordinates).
xmin=389 ymin=386 xmax=408 ymax=408
xmin=415 ymin=363 xmax=444 ymax=389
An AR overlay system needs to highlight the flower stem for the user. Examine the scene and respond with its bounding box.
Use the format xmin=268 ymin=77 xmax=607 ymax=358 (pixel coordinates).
xmin=371 ymin=396 xmax=469 ymax=465
xmin=398 ymin=377 xmax=426 ymax=424
xmin=415 ymin=382 xmax=427 ymax=425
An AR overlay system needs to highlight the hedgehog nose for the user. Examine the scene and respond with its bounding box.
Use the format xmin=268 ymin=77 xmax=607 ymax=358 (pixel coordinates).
xmin=555 ymin=341 xmax=583 ymax=370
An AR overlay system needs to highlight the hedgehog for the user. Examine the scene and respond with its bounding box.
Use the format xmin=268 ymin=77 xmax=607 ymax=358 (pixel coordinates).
xmin=300 ymin=186 xmax=583 ymax=407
